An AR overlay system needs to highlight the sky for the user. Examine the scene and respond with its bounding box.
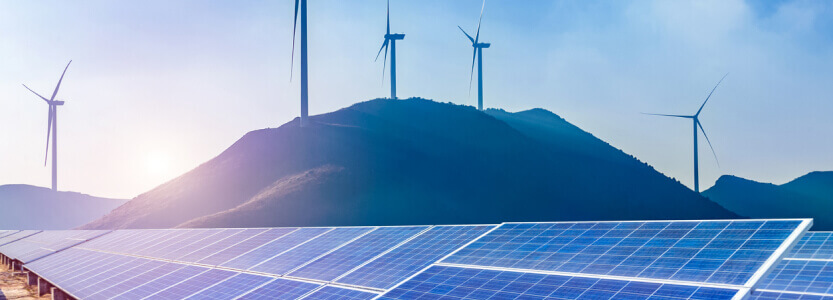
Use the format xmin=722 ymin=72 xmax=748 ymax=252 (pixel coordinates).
xmin=1 ymin=0 xmax=832 ymax=199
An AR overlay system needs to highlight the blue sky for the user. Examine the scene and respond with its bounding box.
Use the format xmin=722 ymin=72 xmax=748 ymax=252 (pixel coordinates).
xmin=1 ymin=0 xmax=832 ymax=199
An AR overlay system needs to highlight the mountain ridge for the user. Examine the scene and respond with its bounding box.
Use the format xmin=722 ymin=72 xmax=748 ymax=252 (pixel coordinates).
xmin=0 ymin=184 xmax=127 ymax=229
xmin=82 ymin=98 xmax=738 ymax=229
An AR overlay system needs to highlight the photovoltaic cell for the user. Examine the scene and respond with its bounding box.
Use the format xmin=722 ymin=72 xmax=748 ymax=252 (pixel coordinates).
xmin=238 ymin=278 xmax=320 ymax=300
xmin=748 ymin=291 xmax=833 ymax=299
xmin=199 ymin=227 xmax=298 ymax=266
xmin=337 ymin=225 xmax=495 ymax=289
xmin=185 ymin=273 xmax=273 ymax=299
xmin=304 ymin=286 xmax=378 ymax=300
xmin=221 ymin=227 xmax=329 ymax=270
xmin=443 ymin=220 xmax=805 ymax=286
xmin=757 ymin=259 xmax=833 ymax=295
xmin=249 ymin=227 xmax=373 ymax=275
xmin=114 ymin=265 xmax=208 ymax=299
xmin=142 ymin=229 xmax=225 ymax=259
xmin=789 ymin=232 xmax=833 ymax=260
xmin=178 ymin=228 xmax=268 ymax=263
xmin=151 ymin=269 xmax=237 ymax=299
xmin=72 ymin=259 xmax=163 ymax=299
xmin=379 ymin=265 xmax=739 ymax=300
xmin=86 ymin=262 xmax=184 ymax=300
xmin=289 ymin=226 xmax=427 ymax=281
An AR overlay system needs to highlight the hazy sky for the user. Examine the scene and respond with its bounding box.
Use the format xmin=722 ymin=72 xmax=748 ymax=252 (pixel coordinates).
xmin=1 ymin=0 xmax=832 ymax=199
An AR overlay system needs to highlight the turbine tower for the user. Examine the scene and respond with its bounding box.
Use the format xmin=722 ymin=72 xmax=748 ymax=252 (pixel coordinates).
xmin=375 ymin=0 xmax=405 ymax=99
xmin=291 ymin=0 xmax=309 ymax=127
xmin=645 ymin=74 xmax=728 ymax=193
xmin=22 ymin=60 xmax=72 ymax=191
xmin=459 ymin=0 xmax=489 ymax=111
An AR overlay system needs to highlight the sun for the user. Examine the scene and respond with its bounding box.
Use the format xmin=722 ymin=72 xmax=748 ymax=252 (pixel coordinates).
xmin=145 ymin=151 xmax=171 ymax=178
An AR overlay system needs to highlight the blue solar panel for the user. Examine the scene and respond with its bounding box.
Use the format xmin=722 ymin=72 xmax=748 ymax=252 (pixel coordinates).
xmin=289 ymin=226 xmax=427 ymax=281
xmin=304 ymin=286 xmax=378 ymax=300
xmin=238 ymin=278 xmax=320 ymax=300
xmin=757 ymin=259 xmax=833 ymax=295
xmin=158 ymin=229 xmax=244 ymax=260
xmin=142 ymin=229 xmax=225 ymax=259
xmin=443 ymin=220 xmax=806 ymax=286
xmin=379 ymin=265 xmax=739 ymax=300
xmin=749 ymin=291 xmax=833 ymax=299
xmin=250 ymin=227 xmax=373 ymax=275
xmin=222 ymin=227 xmax=329 ymax=270
xmin=0 ymin=230 xmax=41 ymax=247
xmin=59 ymin=256 xmax=144 ymax=297
xmin=337 ymin=225 xmax=495 ymax=289
xmin=200 ymin=227 xmax=298 ymax=266
xmin=789 ymin=232 xmax=833 ymax=260
xmin=178 ymin=228 xmax=268 ymax=263
xmin=0 ymin=230 xmax=111 ymax=263
xmin=185 ymin=273 xmax=274 ymax=299
xmin=114 ymin=265 xmax=208 ymax=299
xmin=152 ymin=269 xmax=237 ymax=298
xmin=73 ymin=259 xmax=164 ymax=299
xmin=86 ymin=262 xmax=184 ymax=300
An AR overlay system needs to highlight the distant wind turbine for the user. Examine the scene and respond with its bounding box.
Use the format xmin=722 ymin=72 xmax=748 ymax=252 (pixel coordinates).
xmin=291 ymin=0 xmax=309 ymax=127
xmin=645 ymin=73 xmax=728 ymax=193
xmin=22 ymin=60 xmax=72 ymax=191
xmin=375 ymin=0 xmax=405 ymax=99
xmin=459 ymin=0 xmax=490 ymax=111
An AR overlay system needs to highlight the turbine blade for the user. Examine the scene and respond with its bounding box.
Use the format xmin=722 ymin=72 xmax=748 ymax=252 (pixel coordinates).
xmin=641 ymin=113 xmax=693 ymax=119
xmin=469 ymin=48 xmax=477 ymax=94
xmin=696 ymin=72 xmax=729 ymax=116
xmin=50 ymin=60 xmax=72 ymax=101
xmin=697 ymin=120 xmax=719 ymax=167
xmin=474 ymin=0 xmax=485 ymax=44
xmin=375 ymin=39 xmax=389 ymax=61
xmin=386 ymin=0 xmax=390 ymax=35
xmin=382 ymin=40 xmax=389 ymax=85
xmin=458 ymin=26 xmax=474 ymax=43
xmin=44 ymin=106 xmax=53 ymax=166
xmin=23 ymin=84 xmax=49 ymax=102
xmin=290 ymin=0 xmax=300 ymax=82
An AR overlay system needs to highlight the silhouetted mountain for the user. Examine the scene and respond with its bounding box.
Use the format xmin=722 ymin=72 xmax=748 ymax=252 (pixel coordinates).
xmin=82 ymin=98 xmax=737 ymax=229
xmin=0 ymin=184 xmax=127 ymax=229
xmin=703 ymin=171 xmax=833 ymax=230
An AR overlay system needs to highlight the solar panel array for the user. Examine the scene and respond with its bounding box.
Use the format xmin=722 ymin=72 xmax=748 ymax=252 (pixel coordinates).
xmin=751 ymin=232 xmax=833 ymax=299
xmin=0 ymin=230 xmax=41 ymax=247
xmin=0 ymin=230 xmax=109 ymax=263
xmin=0 ymin=220 xmax=814 ymax=300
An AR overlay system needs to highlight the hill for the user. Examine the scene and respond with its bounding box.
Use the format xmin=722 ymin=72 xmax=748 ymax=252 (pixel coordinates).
xmin=703 ymin=171 xmax=833 ymax=230
xmin=82 ymin=98 xmax=737 ymax=229
xmin=0 ymin=184 xmax=127 ymax=229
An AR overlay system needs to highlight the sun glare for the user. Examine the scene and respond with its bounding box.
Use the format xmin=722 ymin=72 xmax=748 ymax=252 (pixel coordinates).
xmin=146 ymin=151 xmax=171 ymax=178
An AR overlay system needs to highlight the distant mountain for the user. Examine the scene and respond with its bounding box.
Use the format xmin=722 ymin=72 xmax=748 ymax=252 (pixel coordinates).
xmin=82 ymin=98 xmax=737 ymax=229
xmin=703 ymin=171 xmax=833 ymax=230
xmin=0 ymin=184 xmax=127 ymax=229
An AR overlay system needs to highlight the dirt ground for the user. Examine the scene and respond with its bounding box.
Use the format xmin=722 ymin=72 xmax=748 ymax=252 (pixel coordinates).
xmin=0 ymin=270 xmax=49 ymax=300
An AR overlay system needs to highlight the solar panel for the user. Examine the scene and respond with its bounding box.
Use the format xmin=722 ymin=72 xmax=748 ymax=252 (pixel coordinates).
xmin=71 ymin=259 xmax=163 ymax=299
xmin=0 ymin=230 xmax=41 ymax=247
xmin=748 ymin=290 xmax=833 ymax=299
xmin=59 ymin=256 xmax=145 ymax=297
xmin=141 ymin=229 xmax=225 ymax=258
xmin=337 ymin=225 xmax=495 ymax=289
xmin=185 ymin=273 xmax=274 ymax=299
xmin=178 ymin=228 xmax=268 ymax=263
xmin=150 ymin=268 xmax=237 ymax=298
xmin=199 ymin=227 xmax=298 ymax=266
xmin=304 ymin=286 xmax=379 ymax=300
xmin=237 ymin=278 xmax=320 ymax=300
xmin=0 ymin=230 xmax=110 ymax=263
xmin=443 ymin=220 xmax=809 ymax=286
xmin=289 ymin=226 xmax=427 ymax=281
xmin=379 ymin=265 xmax=740 ymax=300
xmin=86 ymin=262 xmax=184 ymax=300
xmin=113 ymin=265 xmax=209 ymax=299
xmin=250 ymin=227 xmax=373 ymax=275
xmin=757 ymin=259 xmax=833 ymax=295
xmin=789 ymin=232 xmax=833 ymax=260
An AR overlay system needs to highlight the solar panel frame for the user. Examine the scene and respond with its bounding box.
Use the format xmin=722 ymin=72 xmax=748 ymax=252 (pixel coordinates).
xmin=789 ymin=232 xmax=833 ymax=260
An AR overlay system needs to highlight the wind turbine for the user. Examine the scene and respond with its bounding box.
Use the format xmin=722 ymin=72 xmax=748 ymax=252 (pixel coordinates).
xmin=291 ymin=0 xmax=309 ymax=127
xmin=375 ymin=0 xmax=405 ymax=99
xmin=645 ymin=74 xmax=728 ymax=193
xmin=459 ymin=0 xmax=490 ymax=111
xmin=22 ymin=60 xmax=72 ymax=191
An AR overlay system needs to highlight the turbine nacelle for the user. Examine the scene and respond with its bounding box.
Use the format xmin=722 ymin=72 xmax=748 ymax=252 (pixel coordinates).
xmin=474 ymin=43 xmax=490 ymax=48
xmin=384 ymin=33 xmax=405 ymax=40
